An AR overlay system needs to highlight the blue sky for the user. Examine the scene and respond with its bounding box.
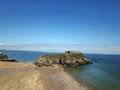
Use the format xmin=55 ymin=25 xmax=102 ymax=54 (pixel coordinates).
xmin=0 ymin=0 xmax=120 ymax=54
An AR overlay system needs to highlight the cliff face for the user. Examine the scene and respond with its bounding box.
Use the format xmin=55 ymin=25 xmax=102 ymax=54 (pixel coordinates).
xmin=35 ymin=51 xmax=92 ymax=67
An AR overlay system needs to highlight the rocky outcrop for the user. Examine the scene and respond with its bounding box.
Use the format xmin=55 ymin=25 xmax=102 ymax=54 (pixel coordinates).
xmin=35 ymin=51 xmax=92 ymax=67
xmin=0 ymin=54 xmax=18 ymax=62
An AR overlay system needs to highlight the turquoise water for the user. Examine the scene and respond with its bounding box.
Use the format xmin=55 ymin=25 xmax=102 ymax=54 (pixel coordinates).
xmin=65 ymin=54 xmax=120 ymax=90
xmin=1 ymin=50 xmax=120 ymax=90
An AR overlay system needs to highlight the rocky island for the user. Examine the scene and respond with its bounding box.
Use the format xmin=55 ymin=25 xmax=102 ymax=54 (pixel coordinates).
xmin=35 ymin=51 xmax=92 ymax=67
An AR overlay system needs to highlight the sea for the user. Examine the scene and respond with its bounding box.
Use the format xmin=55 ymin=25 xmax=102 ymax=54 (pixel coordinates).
xmin=0 ymin=50 xmax=120 ymax=90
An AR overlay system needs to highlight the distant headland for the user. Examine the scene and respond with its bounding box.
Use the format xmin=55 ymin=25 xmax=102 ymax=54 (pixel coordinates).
xmin=0 ymin=52 xmax=18 ymax=62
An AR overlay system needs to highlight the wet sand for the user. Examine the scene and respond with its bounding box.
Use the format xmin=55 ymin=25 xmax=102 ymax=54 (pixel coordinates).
xmin=0 ymin=62 xmax=86 ymax=90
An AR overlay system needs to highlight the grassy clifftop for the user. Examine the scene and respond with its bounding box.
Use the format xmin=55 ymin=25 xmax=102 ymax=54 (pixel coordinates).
xmin=41 ymin=53 xmax=86 ymax=59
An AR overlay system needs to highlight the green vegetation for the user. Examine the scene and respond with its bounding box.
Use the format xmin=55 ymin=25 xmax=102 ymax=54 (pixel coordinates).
xmin=71 ymin=53 xmax=86 ymax=59
xmin=41 ymin=53 xmax=87 ymax=60
xmin=41 ymin=54 xmax=66 ymax=58
xmin=52 ymin=54 xmax=65 ymax=58
xmin=0 ymin=54 xmax=8 ymax=59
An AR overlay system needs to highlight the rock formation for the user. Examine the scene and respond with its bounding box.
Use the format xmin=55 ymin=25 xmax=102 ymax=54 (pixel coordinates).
xmin=35 ymin=51 xmax=92 ymax=67
xmin=0 ymin=54 xmax=18 ymax=62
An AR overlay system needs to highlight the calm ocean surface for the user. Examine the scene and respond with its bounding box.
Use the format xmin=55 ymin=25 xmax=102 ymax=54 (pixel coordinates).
xmin=1 ymin=50 xmax=120 ymax=90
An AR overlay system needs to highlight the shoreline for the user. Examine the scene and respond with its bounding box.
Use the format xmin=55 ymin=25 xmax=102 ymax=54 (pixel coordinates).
xmin=0 ymin=62 xmax=87 ymax=90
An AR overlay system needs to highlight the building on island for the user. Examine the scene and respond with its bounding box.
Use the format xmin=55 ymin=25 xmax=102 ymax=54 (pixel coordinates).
xmin=65 ymin=51 xmax=81 ymax=54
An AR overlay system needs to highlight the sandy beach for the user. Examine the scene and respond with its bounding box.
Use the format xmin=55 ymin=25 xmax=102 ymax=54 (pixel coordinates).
xmin=0 ymin=62 xmax=86 ymax=90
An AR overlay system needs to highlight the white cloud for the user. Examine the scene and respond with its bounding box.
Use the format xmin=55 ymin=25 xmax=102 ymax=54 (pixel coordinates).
xmin=0 ymin=43 xmax=120 ymax=54
xmin=0 ymin=43 xmax=10 ymax=46
xmin=0 ymin=43 xmax=4 ymax=46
